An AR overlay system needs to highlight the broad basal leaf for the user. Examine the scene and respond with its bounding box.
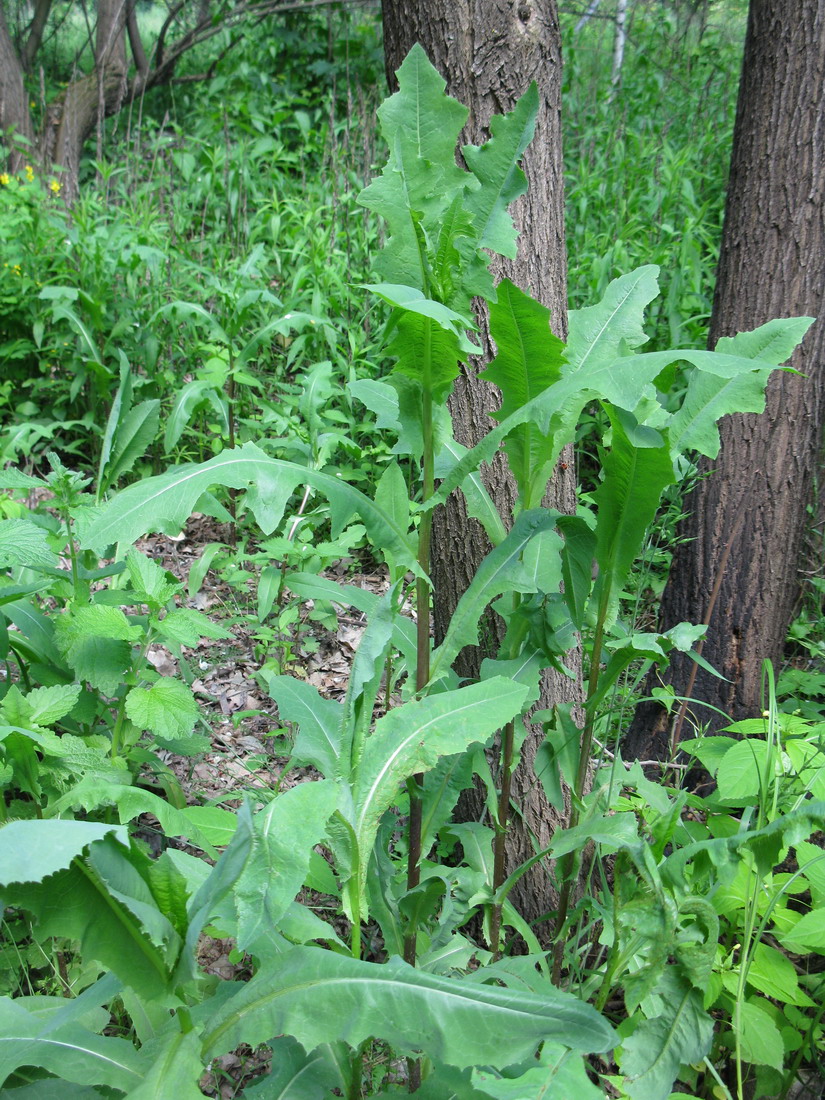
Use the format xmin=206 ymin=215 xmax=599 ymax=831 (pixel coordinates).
xmin=0 ymin=819 xmax=127 ymax=884
xmin=0 ymin=833 xmax=176 ymax=1000
xmin=243 ymin=1036 xmax=345 ymax=1098
xmin=0 ymin=996 xmax=146 ymax=1093
xmin=202 ymin=948 xmax=615 ymax=1065
xmin=350 ymin=678 xmax=528 ymax=903
xmin=471 ymin=1042 xmax=603 ymax=1100
xmin=129 ymin=1028 xmax=204 ymax=1100
xmin=49 ymin=779 xmax=218 ymax=856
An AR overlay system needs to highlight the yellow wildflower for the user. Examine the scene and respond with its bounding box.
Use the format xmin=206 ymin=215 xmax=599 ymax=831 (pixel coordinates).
xmin=49 ymin=179 xmax=61 ymax=195
xmin=0 ymin=173 xmax=9 ymax=186
xmin=24 ymin=165 xmax=34 ymax=182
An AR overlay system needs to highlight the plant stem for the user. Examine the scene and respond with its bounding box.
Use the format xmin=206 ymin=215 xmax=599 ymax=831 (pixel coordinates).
xmin=404 ymin=422 xmax=433 ymax=967
xmin=404 ymin=383 xmax=434 ymax=1100
xmin=552 ymin=587 xmax=608 ymax=984
xmin=490 ymin=718 xmax=515 ymax=959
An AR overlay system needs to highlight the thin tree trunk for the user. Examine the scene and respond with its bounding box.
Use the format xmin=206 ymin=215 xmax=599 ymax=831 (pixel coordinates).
xmin=609 ymin=0 xmax=628 ymax=92
xmin=626 ymin=0 xmax=825 ymax=758
xmin=382 ymin=0 xmax=580 ymax=933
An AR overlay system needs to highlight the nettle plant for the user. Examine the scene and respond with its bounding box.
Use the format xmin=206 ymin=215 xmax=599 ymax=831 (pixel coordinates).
xmin=0 ymin=47 xmax=816 ymax=1099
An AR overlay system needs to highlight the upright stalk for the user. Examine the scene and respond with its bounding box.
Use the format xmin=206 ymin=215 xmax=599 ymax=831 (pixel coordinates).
xmin=404 ymin=388 xmax=434 ymax=970
xmin=552 ymin=585 xmax=609 ymax=983
xmin=490 ymin=593 xmax=522 ymax=958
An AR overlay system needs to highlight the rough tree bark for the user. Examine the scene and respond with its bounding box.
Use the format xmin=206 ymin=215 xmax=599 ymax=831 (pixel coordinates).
xmin=382 ymin=0 xmax=581 ymax=931
xmin=626 ymin=0 xmax=825 ymax=758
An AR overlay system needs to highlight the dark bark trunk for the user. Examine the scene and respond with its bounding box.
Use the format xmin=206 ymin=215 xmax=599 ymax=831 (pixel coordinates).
xmin=382 ymin=0 xmax=580 ymax=931
xmin=0 ymin=9 xmax=34 ymax=172
xmin=22 ymin=0 xmax=53 ymax=74
xmin=37 ymin=0 xmax=128 ymax=199
xmin=625 ymin=0 xmax=825 ymax=758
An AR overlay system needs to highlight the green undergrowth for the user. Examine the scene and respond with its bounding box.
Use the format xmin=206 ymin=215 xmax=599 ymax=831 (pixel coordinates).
xmin=1 ymin=5 xmax=824 ymax=1098
xmin=1 ymin=36 xmax=823 ymax=1100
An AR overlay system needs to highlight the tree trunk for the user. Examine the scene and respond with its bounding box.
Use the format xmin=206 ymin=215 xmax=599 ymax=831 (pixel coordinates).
xmin=382 ymin=0 xmax=580 ymax=931
xmin=0 ymin=8 xmax=34 ymax=172
xmin=625 ymin=0 xmax=825 ymax=758
xmin=1 ymin=0 xmax=128 ymax=197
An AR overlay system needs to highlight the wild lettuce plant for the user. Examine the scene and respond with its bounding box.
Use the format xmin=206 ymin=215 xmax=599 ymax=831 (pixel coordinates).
xmin=0 ymin=44 xmax=815 ymax=1100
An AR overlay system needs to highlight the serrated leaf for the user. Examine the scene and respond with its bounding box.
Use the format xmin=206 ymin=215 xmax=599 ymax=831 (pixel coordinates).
xmin=126 ymin=549 xmax=182 ymax=606
xmin=20 ymin=683 xmax=82 ymax=727
xmin=155 ymin=607 xmax=232 ymax=646
xmin=54 ymin=604 xmax=141 ymax=694
xmin=736 ymin=1001 xmax=784 ymax=1071
xmin=715 ymin=738 xmax=772 ymax=804
xmin=621 ymin=971 xmax=713 ymax=1100
xmin=0 ymin=518 xmax=58 ymax=569
xmin=778 ymin=907 xmax=825 ymax=952
xmin=125 ymin=678 xmax=199 ymax=742
xmin=202 ymin=948 xmax=615 ymax=1065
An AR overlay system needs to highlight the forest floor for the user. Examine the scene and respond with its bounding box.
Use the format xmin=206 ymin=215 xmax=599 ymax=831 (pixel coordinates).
xmin=137 ymin=515 xmax=383 ymax=1097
